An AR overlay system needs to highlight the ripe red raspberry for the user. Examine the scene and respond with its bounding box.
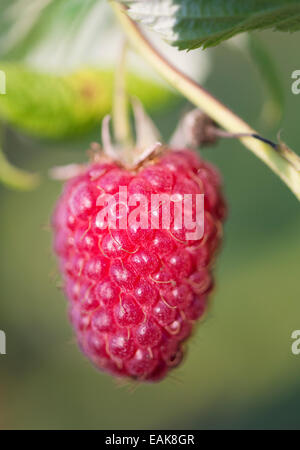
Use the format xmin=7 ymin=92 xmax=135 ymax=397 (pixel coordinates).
xmin=52 ymin=148 xmax=226 ymax=382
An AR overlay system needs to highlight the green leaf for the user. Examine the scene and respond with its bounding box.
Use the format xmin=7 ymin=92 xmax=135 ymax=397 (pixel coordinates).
xmin=0 ymin=0 xmax=101 ymax=59
xmin=0 ymin=63 xmax=178 ymax=139
xmin=121 ymin=0 xmax=300 ymax=50
xmin=247 ymin=35 xmax=284 ymax=126
xmin=228 ymin=34 xmax=284 ymax=126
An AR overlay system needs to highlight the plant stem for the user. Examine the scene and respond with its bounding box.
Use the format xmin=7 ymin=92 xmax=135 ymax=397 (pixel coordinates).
xmin=112 ymin=39 xmax=133 ymax=149
xmin=0 ymin=123 xmax=39 ymax=190
xmin=111 ymin=1 xmax=300 ymax=201
xmin=0 ymin=146 xmax=39 ymax=190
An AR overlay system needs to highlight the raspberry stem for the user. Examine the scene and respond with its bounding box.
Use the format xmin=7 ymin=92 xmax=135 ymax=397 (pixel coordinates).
xmin=112 ymin=40 xmax=133 ymax=150
xmin=111 ymin=1 xmax=300 ymax=201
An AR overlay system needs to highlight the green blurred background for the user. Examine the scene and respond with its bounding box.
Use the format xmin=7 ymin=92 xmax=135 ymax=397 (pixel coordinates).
xmin=0 ymin=0 xmax=300 ymax=430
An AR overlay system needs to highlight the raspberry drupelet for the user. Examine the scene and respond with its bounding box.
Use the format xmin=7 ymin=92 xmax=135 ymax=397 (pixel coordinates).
xmin=52 ymin=148 xmax=226 ymax=382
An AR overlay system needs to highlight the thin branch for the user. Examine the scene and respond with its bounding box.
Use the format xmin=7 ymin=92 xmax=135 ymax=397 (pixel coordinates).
xmin=112 ymin=39 xmax=133 ymax=149
xmin=0 ymin=124 xmax=39 ymax=190
xmin=0 ymin=145 xmax=39 ymax=190
xmin=111 ymin=1 xmax=300 ymax=201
